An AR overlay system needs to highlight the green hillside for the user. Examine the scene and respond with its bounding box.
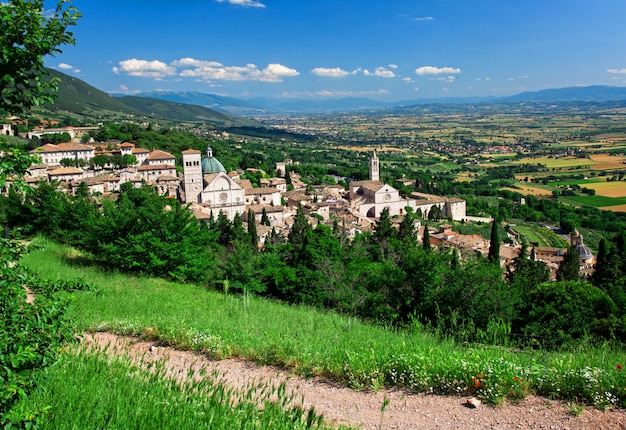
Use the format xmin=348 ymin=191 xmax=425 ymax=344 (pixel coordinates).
xmin=38 ymin=69 xmax=259 ymax=128
xmin=42 ymin=68 xmax=143 ymax=116
xmin=116 ymin=95 xmax=259 ymax=128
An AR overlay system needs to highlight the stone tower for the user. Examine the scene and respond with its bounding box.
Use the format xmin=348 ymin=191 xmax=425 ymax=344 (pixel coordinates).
xmin=182 ymin=149 xmax=202 ymax=203
xmin=369 ymin=149 xmax=380 ymax=181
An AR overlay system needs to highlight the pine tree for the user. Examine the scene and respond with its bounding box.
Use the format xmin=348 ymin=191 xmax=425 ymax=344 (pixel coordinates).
xmin=289 ymin=204 xmax=311 ymax=249
xmin=372 ymin=207 xmax=395 ymax=244
xmin=557 ymin=245 xmax=580 ymax=281
xmin=488 ymin=219 xmax=500 ymax=265
xmin=214 ymin=211 xmax=233 ymax=247
xmin=232 ymin=213 xmax=247 ymax=243
xmin=590 ymin=237 xmax=617 ymax=290
xmin=398 ymin=211 xmax=416 ymax=244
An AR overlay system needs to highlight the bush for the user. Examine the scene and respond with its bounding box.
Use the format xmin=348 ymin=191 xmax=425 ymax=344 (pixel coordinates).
xmin=521 ymin=281 xmax=618 ymax=342
xmin=0 ymin=239 xmax=77 ymax=427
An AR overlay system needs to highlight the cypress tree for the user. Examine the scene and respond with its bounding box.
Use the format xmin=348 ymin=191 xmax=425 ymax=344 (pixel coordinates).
xmin=422 ymin=225 xmax=431 ymax=251
xmin=616 ymin=231 xmax=626 ymax=276
xmin=451 ymin=247 xmax=460 ymax=270
xmin=247 ymin=208 xmax=258 ymax=248
xmin=488 ymin=219 xmax=500 ymax=264
xmin=261 ymin=207 xmax=270 ymax=226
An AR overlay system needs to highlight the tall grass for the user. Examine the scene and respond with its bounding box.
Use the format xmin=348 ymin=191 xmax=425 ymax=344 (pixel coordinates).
xmin=10 ymin=347 xmax=334 ymax=429
xmin=22 ymin=238 xmax=626 ymax=408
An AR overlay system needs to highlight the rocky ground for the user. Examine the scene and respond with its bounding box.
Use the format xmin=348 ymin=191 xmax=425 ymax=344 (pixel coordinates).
xmin=85 ymin=332 xmax=626 ymax=429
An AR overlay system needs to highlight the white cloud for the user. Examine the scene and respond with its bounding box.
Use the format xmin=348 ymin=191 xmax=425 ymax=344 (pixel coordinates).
xmin=172 ymin=58 xmax=223 ymax=68
xmin=415 ymin=66 xmax=461 ymax=75
xmin=311 ymin=67 xmax=354 ymax=78
xmin=57 ymin=63 xmax=81 ymax=74
xmin=388 ymin=64 xmax=398 ymax=69
xmin=414 ymin=16 xmax=434 ymax=22
xmin=433 ymin=76 xmax=456 ymax=83
xmin=414 ymin=87 xmax=420 ymax=92
xmin=111 ymin=84 xmax=142 ymax=95
xmin=116 ymin=57 xmax=299 ymax=82
xmin=113 ymin=59 xmax=176 ymax=80
xmin=261 ymin=63 xmax=300 ymax=82
xmin=364 ymin=67 xmax=396 ymax=78
xmin=179 ymin=60 xmax=299 ymax=82
xmin=216 ymin=0 xmax=265 ymax=8
xmin=402 ymin=77 xmax=414 ymax=83
xmin=607 ymin=68 xmax=626 ymax=74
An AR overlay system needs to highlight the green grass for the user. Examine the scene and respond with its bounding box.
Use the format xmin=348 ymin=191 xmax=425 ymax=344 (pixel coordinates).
xmin=10 ymin=347 xmax=333 ymax=429
xmin=548 ymin=179 xmax=602 ymax=187
xmin=560 ymin=195 xmax=626 ymax=208
xmin=20 ymin=238 xmax=626 ymax=409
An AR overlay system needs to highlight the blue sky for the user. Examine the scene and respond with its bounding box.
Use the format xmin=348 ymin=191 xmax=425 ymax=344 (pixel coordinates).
xmin=45 ymin=0 xmax=626 ymax=101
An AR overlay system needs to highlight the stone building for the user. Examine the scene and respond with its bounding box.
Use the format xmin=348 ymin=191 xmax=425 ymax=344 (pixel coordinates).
xmin=182 ymin=146 xmax=245 ymax=220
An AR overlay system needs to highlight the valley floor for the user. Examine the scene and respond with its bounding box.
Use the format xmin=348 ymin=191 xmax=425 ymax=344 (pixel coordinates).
xmin=85 ymin=332 xmax=626 ymax=430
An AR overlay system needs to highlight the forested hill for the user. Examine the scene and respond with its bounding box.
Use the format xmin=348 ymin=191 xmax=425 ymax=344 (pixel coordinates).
xmin=116 ymin=95 xmax=259 ymax=128
xmin=42 ymin=68 xmax=143 ymax=116
xmin=40 ymin=68 xmax=260 ymax=128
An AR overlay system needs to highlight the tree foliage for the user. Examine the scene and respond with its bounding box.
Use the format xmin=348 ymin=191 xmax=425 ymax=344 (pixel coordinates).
xmin=0 ymin=0 xmax=80 ymax=114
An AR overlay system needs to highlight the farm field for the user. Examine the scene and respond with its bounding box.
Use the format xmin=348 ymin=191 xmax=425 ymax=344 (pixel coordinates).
xmin=590 ymin=154 xmax=626 ymax=170
xmin=18 ymin=239 xmax=626 ymax=414
xmin=584 ymin=181 xmax=626 ymax=198
xmin=560 ymin=195 xmax=626 ymax=208
xmin=511 ymin=156 xmax=596 ymax=169
xmin=602 ymin=204 xmax=626 ymax=212
xmin=502 ymin=184 xmax=552 ymax=196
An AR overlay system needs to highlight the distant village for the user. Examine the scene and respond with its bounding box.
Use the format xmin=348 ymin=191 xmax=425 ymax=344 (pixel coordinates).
xmin=2 ymin=124 xmax=596 ymax=279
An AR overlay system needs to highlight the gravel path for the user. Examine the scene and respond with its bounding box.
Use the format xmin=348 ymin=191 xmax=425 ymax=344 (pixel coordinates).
xmin=84 ymin=332 xmax=626 ymax=429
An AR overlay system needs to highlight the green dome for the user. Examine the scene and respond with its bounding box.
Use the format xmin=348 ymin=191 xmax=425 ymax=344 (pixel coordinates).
xmin=201 ymin=146 xmax=226 ymax=174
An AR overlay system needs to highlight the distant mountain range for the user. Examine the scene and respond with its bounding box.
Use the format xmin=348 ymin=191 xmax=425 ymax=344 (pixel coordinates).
xmin=132 ymin=85 xmax=626 ymax=115
xmin=41 ymin=68 xmax=626 ymax=118
xmin=42 ymin=69 xmax=259 ymax=128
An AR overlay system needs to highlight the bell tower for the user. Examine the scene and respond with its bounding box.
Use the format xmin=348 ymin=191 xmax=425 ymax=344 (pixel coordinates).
xmin=182 ymin=149 xmax=203 ymax=203
xmin=369 ymin=150 xmax=380 ymax=181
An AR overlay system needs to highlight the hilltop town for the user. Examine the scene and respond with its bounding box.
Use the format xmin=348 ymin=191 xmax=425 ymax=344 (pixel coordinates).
xmin=1 ymin=122 xmax=598 ymax=279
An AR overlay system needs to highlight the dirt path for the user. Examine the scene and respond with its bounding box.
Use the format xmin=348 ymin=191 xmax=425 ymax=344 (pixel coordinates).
xmin=84 ymin=332 xmax=626 ymax=429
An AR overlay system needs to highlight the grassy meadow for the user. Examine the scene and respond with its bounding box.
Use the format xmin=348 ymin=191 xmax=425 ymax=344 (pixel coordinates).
xmin=18 ymin=238 xmax=626 ymax=414
xmin=11 ymin=347 xmax=332 ymax=430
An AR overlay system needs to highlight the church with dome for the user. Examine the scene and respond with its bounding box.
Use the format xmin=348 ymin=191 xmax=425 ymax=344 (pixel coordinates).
xmin=181 ymin=146 xmax=245 ymax=220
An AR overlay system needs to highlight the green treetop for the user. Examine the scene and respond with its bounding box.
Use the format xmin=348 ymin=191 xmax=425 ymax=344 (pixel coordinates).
xmin=1 ymin=0 xmax=80 ymax=115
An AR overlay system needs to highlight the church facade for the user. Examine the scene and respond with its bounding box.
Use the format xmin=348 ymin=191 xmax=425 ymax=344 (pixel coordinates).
xmin=181 ymin=147 xmax=245 ymax=220
xmin=350 ymin=150 xmax=466 ymax=220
